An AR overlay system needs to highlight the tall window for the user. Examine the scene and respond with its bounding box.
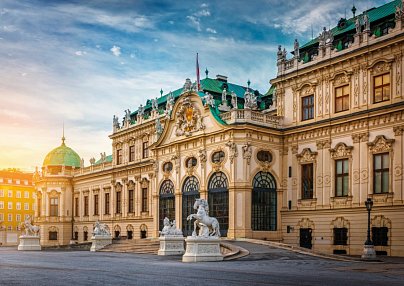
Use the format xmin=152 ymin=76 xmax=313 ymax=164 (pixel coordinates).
xmin=84 ymin=196 xmax=89 ymax=216
xmin=50 ymin=198 xmax=58 ymax=216
xmin=373 ymin=73 xmax=390 ymax=103
xmin=117 ymin=149 xmax=122 ymax=165
xmin=38 ymin=198 xmax=41 ymax=216
xmin=372 ymin=227 xmax=388 ymax=246
xmin=333 ymin=227 xmax=348 ymax=245
xmin=49 ymin=231 xmax=58 ymax=240
xmin=374 ymin=153 xmax=389 ymax=194
xmin=116 ymin=191 xmax=121 ymax=214
xmin=94 ymin=194 xmax=99 ymax=216
xmin=335 ymin=159 xmax=349 ymax=197
xmin=143 ymin=142 xmax=149 ymax=159
xmin=302 ymin=95 xmax=314 ymax=121
xmin=105 ymin=193 xmax=110 ymax=215
xmin=335 ymin=85 xmax=349 ymax=112
xmin=129 ymin=145 xmax=135 ymax=162
xmin=142 ymin=188 xmax=148 ymax=212
xmin=74 ymin=197 xmax=79 ymax=217
xmin=128 ymin=190 xmax=134 ymax=213
xmin=302 ymin=164 xmax=313 ymax=199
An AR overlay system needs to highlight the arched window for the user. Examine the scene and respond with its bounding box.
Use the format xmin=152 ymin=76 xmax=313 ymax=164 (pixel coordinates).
xmin=208 ymin=172 xmax=229 ymax=237
xmin=252 ymin=171 xmax=277 ymax=231
xmin=182 ymin=176 xmax=200 ymax=236
xmin=159 ymin=180 xmax=175 ymax=231
xmin=186 ymin=157 xmax=197 ymax=168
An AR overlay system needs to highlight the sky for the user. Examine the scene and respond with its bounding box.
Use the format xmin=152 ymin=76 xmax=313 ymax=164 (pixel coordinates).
xmin=0 ymin=0 xmax=390 ymax=171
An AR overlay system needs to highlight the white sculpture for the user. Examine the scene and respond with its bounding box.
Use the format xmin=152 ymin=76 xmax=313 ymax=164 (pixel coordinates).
xmin=113 ymin=115 xmax=120 ymax=131
xmin=159 ymin=217 xmax=183 ymax=236
xmin=152 ymin=98 xmax=158 ymax=112
xmin=244 ymin=89 xmax=258 ymax=110
xmin=187 ymin=198 xmax=220 ymax=238
xmin=231 ymin=91 xmax=238 ymax=109
xmin=203 ymin=92 xmax=215 ymax=108
xmin=93 ymin=221 xmax=111 ymax=236
xmin=155 ymin=117 xmax=163 ymax=135
xmin=165 ymin=92 xmax=175 ymax=119
xmin=21 ymin=216 xmax=40 ymax=237
xmin=137 ymin=104 xmax=145 ymax=118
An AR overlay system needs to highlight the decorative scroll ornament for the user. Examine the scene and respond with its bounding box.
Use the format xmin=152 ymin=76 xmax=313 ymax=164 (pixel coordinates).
xmin=329 ymin=143 xmax=353 ymax=159
xmin=367 ymin=135 xmax=395 ymax=153
xmin=175 ymin=97 xmax=205 ymax=137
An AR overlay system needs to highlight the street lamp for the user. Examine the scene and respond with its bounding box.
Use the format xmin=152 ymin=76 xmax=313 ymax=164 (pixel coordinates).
xmin=361 ymin=198 xmax=376 ymax=260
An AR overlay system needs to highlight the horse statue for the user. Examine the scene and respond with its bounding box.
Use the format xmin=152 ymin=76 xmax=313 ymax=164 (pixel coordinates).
xmin=21 ymin=216 xmax=40 ymax=237
xmin=93 ymin=221 xmax=111 ymax=236
xmin=187 ymin=198 xmax=220 ymax=238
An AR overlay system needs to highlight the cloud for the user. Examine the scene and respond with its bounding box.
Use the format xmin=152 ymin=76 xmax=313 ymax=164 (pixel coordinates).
xmin=186 ymin=15 xmax=201 ymax=31
xmin=75 ymin=50 xmax=86 ymax=56
xmin=110 ymin=45 xmax=121 ymax=57
xmin=196 ymin=9 xmax=210 ymax=17
xmin=206 ymin=27 xmax=217 ymax=34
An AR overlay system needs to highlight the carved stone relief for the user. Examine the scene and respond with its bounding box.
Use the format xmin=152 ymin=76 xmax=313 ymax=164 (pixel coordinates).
xmin=329 ymin=143 xmax=353 ymax=159
xmin=367 ymin=135 xmax=395 ymax=153
xmin=225 ymin=141 xmax=238 ymax=164
xmin=296 ymin=148 xmax=318 ymax=163
xmin=174 ymin=96 xmax=205 ymax=137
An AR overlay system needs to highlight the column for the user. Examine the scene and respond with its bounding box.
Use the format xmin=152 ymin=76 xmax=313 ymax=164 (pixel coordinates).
xmin=359 ymin=133 xmax=369 ymax=205
xmin=393 ymin=126 xmax=404 ymax=202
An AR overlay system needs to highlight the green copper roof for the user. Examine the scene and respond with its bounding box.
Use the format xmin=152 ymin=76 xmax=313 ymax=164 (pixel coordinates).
xmin=131 ymin=77 xmax=261 ymax=116
xmin=300 ymin=0 xmax=400 ymax=50
xmin=94 ymin=155 xmax=113 ymax=165
xmin=43 ymin=138 xmax=81 ymax=168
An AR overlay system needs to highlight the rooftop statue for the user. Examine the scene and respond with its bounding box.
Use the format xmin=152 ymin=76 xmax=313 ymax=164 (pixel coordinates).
xmin=187 ymin=198 xmax=220 ymax=238
xmin=165 ymin=92 xmax=175 ymax=119
xmin=152 ymin=98 xmax=158 ymax=112
xmin=21 ymin=216 xmax=40 ymax=237
xmin=203 ymin=92 xmax=215 ymax=108
xmin=138 ymin=104 xmax=145 ymax=118
xmin=159 ymin=217 xmax=183 ymax=236
xmin=93 ymin=221 xmax=111 ymax=236
xmin=231 ymin=91 xmax=238 ymax=109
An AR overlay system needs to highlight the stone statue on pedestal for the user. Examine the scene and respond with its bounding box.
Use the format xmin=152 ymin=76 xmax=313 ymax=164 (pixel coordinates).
xmin=187 ymin=198 xmax=220 ymax=238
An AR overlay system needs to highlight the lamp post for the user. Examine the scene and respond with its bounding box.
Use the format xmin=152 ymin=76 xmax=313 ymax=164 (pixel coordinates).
xmin=361 ymin=198 xmax=376 ymax=260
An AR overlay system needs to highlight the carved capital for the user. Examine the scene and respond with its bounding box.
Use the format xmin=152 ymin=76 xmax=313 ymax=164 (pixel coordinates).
xmin=393 ymin=126 xmax=404 ymax=136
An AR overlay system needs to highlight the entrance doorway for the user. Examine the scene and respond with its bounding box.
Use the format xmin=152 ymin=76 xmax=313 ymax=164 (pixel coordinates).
xmin=300 ymin=228 xmax=312 ymax=249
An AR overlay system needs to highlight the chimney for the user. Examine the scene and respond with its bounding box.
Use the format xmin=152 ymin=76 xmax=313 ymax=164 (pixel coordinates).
xmin=216 ymin=74 xmax=228 ymax=82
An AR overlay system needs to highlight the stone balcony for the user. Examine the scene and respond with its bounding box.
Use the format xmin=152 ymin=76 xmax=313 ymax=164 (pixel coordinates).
xmin=219 ymin=109 xmax=282 ymax=128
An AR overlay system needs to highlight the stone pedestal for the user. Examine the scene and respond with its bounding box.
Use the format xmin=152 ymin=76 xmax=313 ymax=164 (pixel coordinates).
xmin=158 ymin=235 xmax=185 ymax=256
xmin=182 ymin=236 xmax=223 ymax=262
xmin=90 ymin=235 xmax=112 ymax=252
xmin=18 ymin=235 xmax=41 ymax=251
xmin=361 ymin=244 xmax=377 ymax=260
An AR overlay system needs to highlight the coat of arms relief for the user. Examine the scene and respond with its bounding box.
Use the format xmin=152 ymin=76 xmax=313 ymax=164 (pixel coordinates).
xmin=175 ymin=96 xmax=205 ymax=137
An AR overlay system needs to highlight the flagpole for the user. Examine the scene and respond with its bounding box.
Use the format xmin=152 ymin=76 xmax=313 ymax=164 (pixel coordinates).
xmin=196 ymin=53 xmax=200 ymax=91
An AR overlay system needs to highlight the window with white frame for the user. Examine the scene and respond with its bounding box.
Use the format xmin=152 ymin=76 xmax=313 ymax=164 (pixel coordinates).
xmin=16 ymin=202 xmax=21 ymax=210
xmin=16 ymin=214 xmax=21 ymax=222
xmin=8 ymin=213 xmax=12 ymax=221
xmin=0 ymin=190 xmax=3 ymax=197
xmin=24 ymin=191 xmax=29 ymax=198
xmin=16 ymin=191 xmax=21 ymax=198
xmin=24 ymin=203 xmax=29 ymax=210
xmin=8 ymin=202 xmax=12 ymax=209
xmin=16 ymin=179 xmax=20 ymax=184
xmin=8 ymin=190 xmax=12 ymax=198
xmin=0 ymin=201 xmax=3 ymax=209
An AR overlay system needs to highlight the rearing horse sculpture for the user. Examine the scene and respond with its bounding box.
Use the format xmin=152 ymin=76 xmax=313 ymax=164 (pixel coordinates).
xmin=187 ymin=198 xmax=221 ymax=237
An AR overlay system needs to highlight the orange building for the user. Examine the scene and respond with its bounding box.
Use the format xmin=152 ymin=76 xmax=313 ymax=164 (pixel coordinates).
xmin=0 ymin=170 xmax=35 ymax=231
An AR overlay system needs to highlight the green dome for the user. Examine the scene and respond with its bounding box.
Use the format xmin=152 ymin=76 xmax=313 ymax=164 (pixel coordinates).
xmin=43 ymin=138 xmax=81 ymax=168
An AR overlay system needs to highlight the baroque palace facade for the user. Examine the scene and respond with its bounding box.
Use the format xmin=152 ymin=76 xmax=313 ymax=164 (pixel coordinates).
xmin=34 ymin=0 xmax=404 ymax=256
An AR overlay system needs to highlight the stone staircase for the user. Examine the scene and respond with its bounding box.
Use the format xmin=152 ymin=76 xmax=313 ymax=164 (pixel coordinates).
xmin=100 ymin=238 xmax=159 ymax=254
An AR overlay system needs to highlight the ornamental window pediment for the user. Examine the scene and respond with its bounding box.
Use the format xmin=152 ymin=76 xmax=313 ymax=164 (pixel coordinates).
xmin=329 ymin=143 xmax=353 ymax=159
xmin=369 ymin=60 xmax=393 ymax=75
xmin=367 ymin=135 xmax=395 ymax=154
xmin=296 ymin=148 xmax=318 ymax=164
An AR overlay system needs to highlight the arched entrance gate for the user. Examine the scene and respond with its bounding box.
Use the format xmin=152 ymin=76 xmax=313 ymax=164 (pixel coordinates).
xmin=208 ymin=172 xmax=229 ymax=237
xmin=182 ymin=176 xmax=200 ymax=236
xmin=251 ymin=171 xmax=277 ymax=231
xmin=159 ymin=180 xmax=175 ymax=231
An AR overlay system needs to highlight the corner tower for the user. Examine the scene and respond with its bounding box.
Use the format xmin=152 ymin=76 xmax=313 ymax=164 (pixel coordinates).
xmin=34 ymin=135 xmax=81 ymax=246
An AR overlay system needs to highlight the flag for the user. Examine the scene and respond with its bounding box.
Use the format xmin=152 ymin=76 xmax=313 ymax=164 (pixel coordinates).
xmin=196 ymin=53 xmax=200 ymax=91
